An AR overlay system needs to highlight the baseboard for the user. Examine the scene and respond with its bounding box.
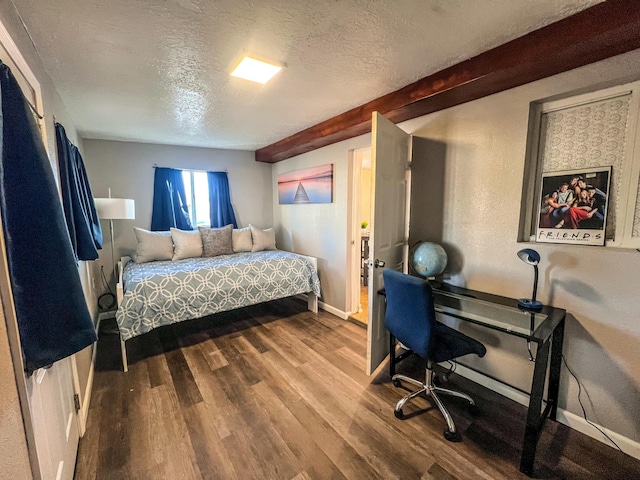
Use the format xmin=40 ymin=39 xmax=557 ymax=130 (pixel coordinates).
xmin=556 ymin=409 xmax=640 ymax=460
xmin=453 ymin=364 xmax=640 ymax=460
xmin=317 ymin=300 xmax=349 ymax=320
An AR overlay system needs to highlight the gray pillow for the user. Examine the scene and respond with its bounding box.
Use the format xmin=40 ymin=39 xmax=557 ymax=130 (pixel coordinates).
xmin=134 ymin=227 xmax=173 ymax=263
xmin=199 ymin=224 xmax=234 ymax=257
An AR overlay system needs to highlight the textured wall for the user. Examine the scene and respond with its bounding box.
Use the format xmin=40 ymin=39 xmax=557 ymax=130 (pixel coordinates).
xmin=279 ymin=48 xmax=640 ymax=448
xmin=272 ymin=134 xmax=370 ymax=314
xmin=402 ymin=49 xmax=640 ymax=445
xmin=0 ymin=301 xmax=31 ymax=480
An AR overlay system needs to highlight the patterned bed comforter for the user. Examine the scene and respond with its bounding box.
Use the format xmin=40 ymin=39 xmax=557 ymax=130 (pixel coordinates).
xmin=116 ymin=250 xmax=321 ymax=340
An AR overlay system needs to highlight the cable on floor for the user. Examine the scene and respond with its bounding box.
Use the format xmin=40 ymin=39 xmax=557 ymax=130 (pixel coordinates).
xmin=562 ymin=354 xmax=622 ymax=452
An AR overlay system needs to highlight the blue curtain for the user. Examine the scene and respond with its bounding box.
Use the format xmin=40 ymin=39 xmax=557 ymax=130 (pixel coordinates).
xmin=208 ymin=171 xmax=237 ymax=228
xmin=0 ymin=62 xmax=96 ymax=373
xmin=150 ymin=167 xmax=192 ymax=231
xmin=56 ymin=123 xmax=102 ymax=261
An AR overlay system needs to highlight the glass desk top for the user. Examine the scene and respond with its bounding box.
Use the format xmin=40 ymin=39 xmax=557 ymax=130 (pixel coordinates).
xmin=429 ymin=282 xmax=566 ymax=344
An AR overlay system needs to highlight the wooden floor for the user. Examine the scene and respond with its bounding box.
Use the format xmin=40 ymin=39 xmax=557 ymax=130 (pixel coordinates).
xmin=76 ymin=297 xmax=639 ymax=479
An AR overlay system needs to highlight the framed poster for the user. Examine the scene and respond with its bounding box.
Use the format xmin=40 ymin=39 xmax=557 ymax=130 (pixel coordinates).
xmin=277 ymin=164 xmax=333 ymax=204
xmin=536 ymin=167 xmax=611 ymax=246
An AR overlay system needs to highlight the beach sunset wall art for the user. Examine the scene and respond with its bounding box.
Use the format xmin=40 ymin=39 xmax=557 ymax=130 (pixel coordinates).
xmin=278 ymin=164 xmax=333 ymax=204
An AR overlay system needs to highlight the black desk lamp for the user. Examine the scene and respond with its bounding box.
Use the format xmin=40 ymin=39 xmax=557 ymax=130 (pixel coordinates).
xmin=517 ymin=248 xmax=542 ymax=310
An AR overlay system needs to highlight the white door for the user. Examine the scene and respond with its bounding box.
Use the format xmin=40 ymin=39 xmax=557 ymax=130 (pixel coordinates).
xmin=26 ymin=364 xmax=79 ymax=480
xmin=366 ymin=112 xmax=411 ymax=375
xmin=1 ymin=21 xmax=80 ymax=480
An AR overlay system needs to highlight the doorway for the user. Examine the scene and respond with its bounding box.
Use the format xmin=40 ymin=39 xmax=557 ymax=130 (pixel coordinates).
xmin=348 ymin=146 xmax=372 ymax=325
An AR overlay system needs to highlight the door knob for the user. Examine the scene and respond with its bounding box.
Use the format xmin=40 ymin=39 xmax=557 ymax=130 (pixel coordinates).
xmin=374 ymin=259 xmax=385 ymax=268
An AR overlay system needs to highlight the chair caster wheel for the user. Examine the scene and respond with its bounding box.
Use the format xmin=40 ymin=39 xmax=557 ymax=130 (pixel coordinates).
xmin=392 ymin=378 xmax=402 ymax=388
xmin=468 ymin=403 xmax=480 ymax=416
xmin=394 ymin=409 xmax=404 ymax=419
xmin=444 ymin=430 xmax=462 ymax=442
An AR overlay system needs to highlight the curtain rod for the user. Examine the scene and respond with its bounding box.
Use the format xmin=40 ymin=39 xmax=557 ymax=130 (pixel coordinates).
xmin=152 ymin=164 xmax=228 ymax=173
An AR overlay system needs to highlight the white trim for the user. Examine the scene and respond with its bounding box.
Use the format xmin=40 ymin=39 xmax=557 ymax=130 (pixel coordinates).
xmin=318 ymin=300 xmax=349 ymax=320
xmin=0 ymin=17 xmax=49 ymax=479
xmin=0 ymin=20 xmax=48 ymax=147
xmin=453 ymin=364 xmax=640 ymax=460
xmin=77 ymin=347 xmax=97 ymax=438
xmin=556 ymin=409 xmax=640 ymax=460
xmin=453 ymin=363 xmax=531 ymax=407
xmin=0 ymin=21 xmax=40 ymax=94
xmin=541 ymin=86 xmax=634 ymax=114
xmin=69 ymin=356 xmax=83 ymax=435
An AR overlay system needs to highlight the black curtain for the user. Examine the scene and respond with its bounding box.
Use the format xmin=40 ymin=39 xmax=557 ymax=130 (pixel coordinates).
xmin=56 ymin=123 xmax=102 ymax=260
xmin=150 ymin=167 xmax=192 ymax=231
xmin=0 ymin=62 xmax=96 ymax=373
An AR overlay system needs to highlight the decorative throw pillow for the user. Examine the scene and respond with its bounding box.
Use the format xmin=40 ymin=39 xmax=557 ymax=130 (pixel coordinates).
xmin=133 ymin=227 xmax=173 ymax=263
xmin=250 ymin=225 xmax=277 ymax=252
xmin=232 ymin=227 xmax=252 ymax=252
xmin=199 ymin=224 xmax=234 ymax=257
xmin=170 ymin=228 xmax=203 ymax=261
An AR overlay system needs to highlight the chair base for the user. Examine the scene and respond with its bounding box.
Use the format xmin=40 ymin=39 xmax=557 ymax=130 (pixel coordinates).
xmin=392 ymin=365 xmax=476 ymax=442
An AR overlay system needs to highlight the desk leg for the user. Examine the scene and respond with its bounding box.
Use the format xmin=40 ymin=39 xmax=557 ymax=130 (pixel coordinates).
xmin=547 ymin=318 xmax=565 ymax=420
xmin=520 ymin=339 xmax=550 ymax=476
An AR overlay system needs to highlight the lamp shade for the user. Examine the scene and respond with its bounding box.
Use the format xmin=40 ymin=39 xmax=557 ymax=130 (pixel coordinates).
xmin=94 ymin=198 xmax=135 ymax=220
xmin=517 ymin=248 xmax=540 ymax=266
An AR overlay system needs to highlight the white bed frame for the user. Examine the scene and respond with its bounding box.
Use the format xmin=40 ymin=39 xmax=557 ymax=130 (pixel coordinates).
xmin=115 ymin=253 xmax=319 ymax=372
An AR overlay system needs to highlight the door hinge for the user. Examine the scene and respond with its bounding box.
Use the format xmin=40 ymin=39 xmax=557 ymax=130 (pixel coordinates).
xmin=73 ymin=394 xmax=81 ymax=413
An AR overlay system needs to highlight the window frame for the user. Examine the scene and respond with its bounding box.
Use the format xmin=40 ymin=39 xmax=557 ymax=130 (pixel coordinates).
xmin=521 ymin=80 xmax=640 ymax=249
xmin=181 ymin=169 xmax=210 ymax=228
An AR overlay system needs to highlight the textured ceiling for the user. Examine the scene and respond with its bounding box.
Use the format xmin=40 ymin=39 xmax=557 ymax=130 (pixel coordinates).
xmin=14 ymin=0 xmax=601 ymax=151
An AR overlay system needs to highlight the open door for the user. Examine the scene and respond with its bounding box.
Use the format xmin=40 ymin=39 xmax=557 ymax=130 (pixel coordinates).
xmin=366 ymin=112 xmax=411 ymax=375
xmin=1 ymin=21 xmax=80 ymax=480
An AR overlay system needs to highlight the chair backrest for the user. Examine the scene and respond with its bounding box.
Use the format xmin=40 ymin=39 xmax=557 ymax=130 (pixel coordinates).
xmin=383 ymin=269 xmax=436 ymax=358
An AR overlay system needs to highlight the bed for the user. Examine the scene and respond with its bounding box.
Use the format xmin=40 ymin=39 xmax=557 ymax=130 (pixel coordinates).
xmin=115 ymin=250 xmax=321 ymax=371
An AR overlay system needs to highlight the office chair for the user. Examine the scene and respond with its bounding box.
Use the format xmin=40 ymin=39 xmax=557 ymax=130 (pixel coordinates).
xmin=383 ymin=269 xmax=487 ymax=442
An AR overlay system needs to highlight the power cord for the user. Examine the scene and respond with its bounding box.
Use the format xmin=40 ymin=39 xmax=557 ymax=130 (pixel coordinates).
xmin=98 ymin=265 xmax=116 ymax=311
xmin=101 ymin=265 xmax=114 ymax=295
xmin=561 ymin=354 xmax=622 ymax=452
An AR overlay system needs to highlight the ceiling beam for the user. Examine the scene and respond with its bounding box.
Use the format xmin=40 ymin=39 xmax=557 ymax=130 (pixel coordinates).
xmin=255 ymin=0 xmax=640 ymax=163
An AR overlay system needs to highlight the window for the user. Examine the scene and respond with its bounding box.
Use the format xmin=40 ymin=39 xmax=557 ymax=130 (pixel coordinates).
xmin=182 ymin=170 xmax=210 ymax=227
xmin=521 ymin=80 xmax=640 ymax=249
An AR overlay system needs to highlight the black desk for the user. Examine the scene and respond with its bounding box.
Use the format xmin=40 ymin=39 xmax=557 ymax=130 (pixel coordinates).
xmin=381 ymin=282 xmax=566 ymax=476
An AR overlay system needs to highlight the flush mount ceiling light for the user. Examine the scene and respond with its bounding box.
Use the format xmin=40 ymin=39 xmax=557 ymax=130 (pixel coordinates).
xmin=230 ymin=56 xmax=283 ymax=84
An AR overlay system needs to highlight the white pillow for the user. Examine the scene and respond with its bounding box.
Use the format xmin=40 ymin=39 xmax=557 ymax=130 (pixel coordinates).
xmin=170 ymin=228 xmax=203 ymax=261
xmin=250 ymin=225 xmax=277 ymax=252
xmin=232 ymin=227 xmax=252 ymax=252
xmin=134 ymin=227 xmax=173 ymax=263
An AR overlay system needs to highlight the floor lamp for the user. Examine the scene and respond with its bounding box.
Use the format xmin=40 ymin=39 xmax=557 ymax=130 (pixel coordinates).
xmin=94 ymin=191 xmax=135 ymax=310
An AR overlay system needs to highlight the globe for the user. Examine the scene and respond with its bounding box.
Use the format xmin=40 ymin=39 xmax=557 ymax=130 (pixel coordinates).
xmin=410 ymin=242 xmax=448 ymax=278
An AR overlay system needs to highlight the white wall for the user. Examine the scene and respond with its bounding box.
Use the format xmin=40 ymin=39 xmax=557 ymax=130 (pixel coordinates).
xmin=83 ymin=140 xmax=273 ymax=286
xmin=274 ymin=49 xmax=640 ymax=451
xmin=272 ymin=135 xmax=370 ymax=312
